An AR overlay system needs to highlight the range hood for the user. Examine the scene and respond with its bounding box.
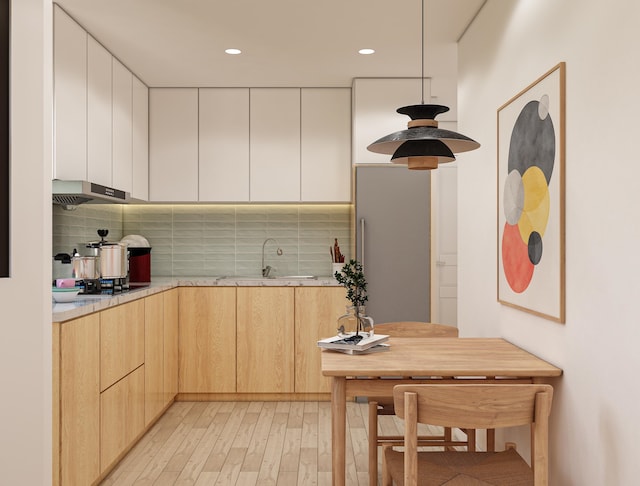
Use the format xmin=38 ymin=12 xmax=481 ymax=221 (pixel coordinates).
xmin=52 ymin=180 xmax=130 ymax=206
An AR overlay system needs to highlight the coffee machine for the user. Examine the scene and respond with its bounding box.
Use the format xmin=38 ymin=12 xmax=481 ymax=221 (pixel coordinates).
xmin=120 ymin=234 xmax=152 ymax=287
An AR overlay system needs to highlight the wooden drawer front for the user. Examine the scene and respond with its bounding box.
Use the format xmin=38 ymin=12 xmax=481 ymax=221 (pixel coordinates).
xmin=237 ymin=287 xmax=294 ymax=393
xmin=100 ymin=300 xmax=145 ymax=391
xmin=59 ymin=314 xmax=101 ymax=486
xmin=100 ymin=365 xmax=145 ymax=472
xmin=179 ymin=287 xmax=237 ymax=393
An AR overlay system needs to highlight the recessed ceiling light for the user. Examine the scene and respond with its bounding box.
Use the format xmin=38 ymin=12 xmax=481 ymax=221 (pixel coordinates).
xmin=358 ymin=48 xmax=375 ymax=55
xmin=225 ymin=48 xmax=242 ymax=55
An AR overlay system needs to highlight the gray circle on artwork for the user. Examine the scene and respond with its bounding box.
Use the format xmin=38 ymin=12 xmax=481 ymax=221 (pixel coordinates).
xmin=528 ymin=231 xmax=543 ymax=265
xmin=503 ymin=169 xmax=524 ymax=225
xmin=508 ymin=100 xmax=556 ymax=184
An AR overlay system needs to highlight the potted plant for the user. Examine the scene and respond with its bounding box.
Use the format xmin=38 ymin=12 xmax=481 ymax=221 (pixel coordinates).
xmin=334 ymin=259 xmax=373 ymax=338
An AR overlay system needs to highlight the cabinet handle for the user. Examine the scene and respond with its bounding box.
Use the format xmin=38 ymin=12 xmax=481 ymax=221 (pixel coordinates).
xmin=360 ymin=218 xmax=365 ymax=271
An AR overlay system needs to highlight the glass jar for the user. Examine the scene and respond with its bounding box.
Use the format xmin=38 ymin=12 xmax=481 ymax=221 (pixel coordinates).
xmin=337 ymin=305 xmax=374 ymax=338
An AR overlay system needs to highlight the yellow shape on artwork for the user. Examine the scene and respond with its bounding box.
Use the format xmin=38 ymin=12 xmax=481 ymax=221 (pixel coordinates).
xmin=518 ymin=166 xmax=550 ymax=242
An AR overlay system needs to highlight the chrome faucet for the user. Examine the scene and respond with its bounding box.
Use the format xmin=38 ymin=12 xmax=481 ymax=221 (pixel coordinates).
xmin=262 ymin=238 xmax=283 ymax=277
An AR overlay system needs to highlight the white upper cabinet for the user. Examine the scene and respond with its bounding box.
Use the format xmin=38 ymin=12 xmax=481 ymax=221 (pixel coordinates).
xmin=87 ymin=36 xmax=112 ymax=187
xmin=53 ymin=6 xmax=149 ymax=196
xmin=112 ymin=58 xmax=133 ymax=193
xmin=148 ymin=87 xmax=352 ymax=203
xmin=352 ymin=78 xmax=426 ymax=165
xmin=199 ymin=88 xmax=249 ymax=202
xmin=250 ymin=88 xmax=301 ymax=202
xmin=149 ymin=88 xmax=199 ymax=202
xmin=132 ymin=76 xmax=149 ymax=201
xmin=53 ymin=5 xmax=87 ymax=180
xmin=301 ymin=88 xmax=351 ymax=202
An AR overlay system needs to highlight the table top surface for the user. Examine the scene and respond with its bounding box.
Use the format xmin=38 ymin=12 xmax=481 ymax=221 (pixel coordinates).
xmin=320 ymin=337 xmax=562 ymax=378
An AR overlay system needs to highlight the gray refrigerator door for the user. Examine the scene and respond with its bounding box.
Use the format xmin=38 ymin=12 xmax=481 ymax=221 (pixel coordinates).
xmin=356 ymin=166 xmax=430 ymax=324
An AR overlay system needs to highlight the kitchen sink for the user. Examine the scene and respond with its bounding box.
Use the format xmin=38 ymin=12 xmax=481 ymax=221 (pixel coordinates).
xmin=275 ymin=275 xmax=316 ymax=279
xmin=217 ymin=275 xmax=317 ymax=280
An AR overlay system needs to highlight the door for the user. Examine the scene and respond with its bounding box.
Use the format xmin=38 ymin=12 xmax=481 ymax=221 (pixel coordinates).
xmin=431 ymin=164 xmax=458 ymax=325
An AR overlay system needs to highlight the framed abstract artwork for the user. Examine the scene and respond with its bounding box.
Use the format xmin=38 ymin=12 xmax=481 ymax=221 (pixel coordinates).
xmin=497 ymin=62 xmax=565 ymax=323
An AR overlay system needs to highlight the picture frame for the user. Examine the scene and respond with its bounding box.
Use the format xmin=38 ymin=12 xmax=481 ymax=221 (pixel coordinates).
xmin=497 ymin=62 xmax=566 ymax=323
xmin=0 ymin=0 xmax=8 ymax=278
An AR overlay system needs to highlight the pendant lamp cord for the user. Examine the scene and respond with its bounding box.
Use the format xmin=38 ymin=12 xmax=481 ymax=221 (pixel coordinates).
xmin=421 ymin=0 xmax=425 ymax=104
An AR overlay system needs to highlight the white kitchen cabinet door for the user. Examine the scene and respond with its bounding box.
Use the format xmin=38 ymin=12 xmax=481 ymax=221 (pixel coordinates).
xmin=87 ymin=36 xmax=112 ymax=187
xmin=149 ymin=88 xmax=199 ymax=202
xmin=301 ymin=88 xmax=351 ymax=202
xmin=132 ymin=76 xmax=149 ymax=201
xmin=250 ymin=88 xmax=300 ymax=202
xmin=199 ymin=88 xmax=249 ymax=201
xmin=352 ymin=78 xmax=426 ymax=165
xmin=53 ymin=5 xmax=87 ymax=180
xmin=112 ymin=59 xmax=133 ymax=193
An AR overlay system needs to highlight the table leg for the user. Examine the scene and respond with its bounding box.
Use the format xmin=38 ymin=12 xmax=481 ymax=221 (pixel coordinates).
xmin=332 ymin=376 xmax=346 ymax=486
xmin=487 ymin=428 xmax=495 ymax=451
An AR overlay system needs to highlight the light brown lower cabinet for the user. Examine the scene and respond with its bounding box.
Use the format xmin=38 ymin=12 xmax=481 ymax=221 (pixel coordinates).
xmin=294 ymin=286 xmax=348 ymax=393
xmin=236 ymin=287 xmax=295 ymax=393
xmin=145 ymin=290 xmax=179 ymax=425
xmin=53 ymin=289 xmax=178 ymax=485
xmin=100 ymin=365 xmax=145 ymax=471
xmin=176 ymin=285 xmax=345 ymax=397
xmin=163 ymin=288 xmax=179 ymax=404
xmin=52 ymin=285 xmax=344 ymax=484
xmin=145 ymin=292 xmax=164 ymax=425
xmin=55 ymin=313 xmax=101 ymax=486
xmin=179 ymin=287 xmax=237 ymax=393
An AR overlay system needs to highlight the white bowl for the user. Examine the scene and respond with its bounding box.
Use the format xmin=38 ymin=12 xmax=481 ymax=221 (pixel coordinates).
xmin=52 ymin=288 xmax=80 ymax=303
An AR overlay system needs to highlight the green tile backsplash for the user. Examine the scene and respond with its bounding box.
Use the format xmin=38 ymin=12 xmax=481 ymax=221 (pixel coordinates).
xmin=52 ymin=204 xmax=124 ymax=255
xmin=53 ymin=204 xmax=352 ymax=278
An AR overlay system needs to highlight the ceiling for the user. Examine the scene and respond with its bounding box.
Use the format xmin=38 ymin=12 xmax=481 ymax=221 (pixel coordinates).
xmin=54 ymin=0 xmax=486 ymax=89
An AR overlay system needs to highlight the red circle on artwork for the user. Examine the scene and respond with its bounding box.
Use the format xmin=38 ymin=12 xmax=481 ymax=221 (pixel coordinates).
xmin=502 ymin=222 xmax=534 ymax=293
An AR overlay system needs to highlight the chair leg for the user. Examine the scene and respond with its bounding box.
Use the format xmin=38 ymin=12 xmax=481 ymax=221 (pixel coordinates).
xmin=381 ymin=444 xmax=393 ymax=486
xmin=369 ymin=401 xmax=379 ymax=486
xmin=444 ymin=426 xmax=452 ymax=451
xmin=467 ymin=428 xmax=476 ymax=452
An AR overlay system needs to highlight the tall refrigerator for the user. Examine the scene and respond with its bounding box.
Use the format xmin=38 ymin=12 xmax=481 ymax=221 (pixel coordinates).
xmin=355 ymin=165 xmax=430 ymax=324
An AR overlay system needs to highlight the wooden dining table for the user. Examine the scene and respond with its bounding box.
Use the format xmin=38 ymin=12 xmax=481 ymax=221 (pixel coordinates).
xmin=320 ymin=337 xmax=563 ymax=486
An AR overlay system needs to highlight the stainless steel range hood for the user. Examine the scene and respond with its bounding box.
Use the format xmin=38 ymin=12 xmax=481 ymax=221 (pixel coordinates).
xmin=52 ymin=180 xmax=130 ymax=206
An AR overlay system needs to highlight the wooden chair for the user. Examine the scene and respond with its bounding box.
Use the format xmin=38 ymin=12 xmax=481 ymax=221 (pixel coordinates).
xmin=383 ymin=383 xmax=554 ymax=486
xmin=368 ymin=322 xmax=467 ymax=486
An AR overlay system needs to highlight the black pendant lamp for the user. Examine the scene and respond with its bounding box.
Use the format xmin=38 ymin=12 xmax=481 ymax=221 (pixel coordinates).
xmin=367 ymin=0 xmax=480 ymax=170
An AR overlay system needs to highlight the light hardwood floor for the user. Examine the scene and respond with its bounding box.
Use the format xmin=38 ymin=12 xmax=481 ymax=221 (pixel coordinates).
xmin=99 ymin=400 xmax=412 ymax=486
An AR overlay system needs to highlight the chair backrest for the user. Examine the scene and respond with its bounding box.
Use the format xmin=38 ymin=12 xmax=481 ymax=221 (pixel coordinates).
xmin=374 ymin=321 xmax=458 ymax=338
xmin=393 ymin=384 xmax=553 ymax=484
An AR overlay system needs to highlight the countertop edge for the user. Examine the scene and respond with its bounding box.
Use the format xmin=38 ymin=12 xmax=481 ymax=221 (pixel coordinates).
xmin=53 ymin=277 xmax=341 ymax=322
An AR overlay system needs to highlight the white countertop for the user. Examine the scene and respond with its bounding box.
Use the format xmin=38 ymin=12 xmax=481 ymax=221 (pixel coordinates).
xmin=52 ymin=276 xmax=341 ymax=322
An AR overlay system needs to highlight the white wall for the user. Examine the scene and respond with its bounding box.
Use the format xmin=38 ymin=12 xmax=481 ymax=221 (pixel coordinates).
xmin=458 ymin=0 xmax=640 ymax=484
xmin=0 ymin=0 xmax=53 ymax=483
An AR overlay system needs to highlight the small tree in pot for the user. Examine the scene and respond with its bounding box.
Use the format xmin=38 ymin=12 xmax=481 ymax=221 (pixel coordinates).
xmin=334 ymin=259 xmax=372 ymax=339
